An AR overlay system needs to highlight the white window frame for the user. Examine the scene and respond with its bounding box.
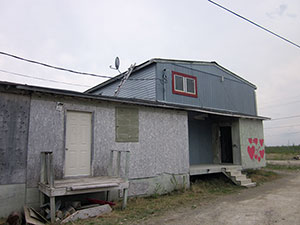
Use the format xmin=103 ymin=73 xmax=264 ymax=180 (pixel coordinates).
xmin=172 ymin=71 xmax=197 ymax=97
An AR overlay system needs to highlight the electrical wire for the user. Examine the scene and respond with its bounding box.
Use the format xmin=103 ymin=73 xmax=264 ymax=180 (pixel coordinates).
xmin=0 ymin=69 xmax=90 ymax=87
xmin=0 ymin=51 xmax=160 ymax=81
xmin=260 ymin=99 xmax=300 ymax=109
xmin=266 ymin=114 xmax=300 ymax=121
xmin=265 ymin=124 xmax=300 ymax=129
xmin=265 ymin=131 xmax=300 ymax=136
xmin=208 ymin=0 xmax=300 ymax=49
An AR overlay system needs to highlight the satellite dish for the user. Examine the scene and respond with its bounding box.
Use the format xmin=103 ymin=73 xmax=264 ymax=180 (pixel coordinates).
xmin=115 ymin=57 xmax=120 ymax=70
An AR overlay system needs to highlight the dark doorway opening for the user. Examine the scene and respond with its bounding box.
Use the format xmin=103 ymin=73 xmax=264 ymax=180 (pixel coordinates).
xmin=220 ymin=126 xmax=233 ymax=163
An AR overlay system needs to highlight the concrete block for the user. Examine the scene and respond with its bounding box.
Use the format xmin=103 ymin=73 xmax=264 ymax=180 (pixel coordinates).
xmin=61 ymin=204 xmax=112 ymax=223
xmin=0 ymin=184 xmax=25 ymax=217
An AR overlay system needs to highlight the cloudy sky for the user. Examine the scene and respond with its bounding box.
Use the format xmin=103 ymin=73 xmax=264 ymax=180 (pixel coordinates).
xmin=0 ymin=0 xmax=299 ymax=146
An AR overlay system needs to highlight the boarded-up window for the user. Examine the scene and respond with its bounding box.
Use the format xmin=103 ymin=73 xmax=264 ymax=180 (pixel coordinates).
xmin=115 ymin=107 xmax=139 ymax=142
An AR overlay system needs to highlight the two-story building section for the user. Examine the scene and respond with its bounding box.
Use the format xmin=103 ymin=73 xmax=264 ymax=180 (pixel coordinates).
xmin=86 ymin=58 xmax=267 ymax=176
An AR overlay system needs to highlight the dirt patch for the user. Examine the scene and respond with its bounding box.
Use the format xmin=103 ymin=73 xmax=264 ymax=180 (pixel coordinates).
xmin=143 ymin=171 xmax=300 ymax=225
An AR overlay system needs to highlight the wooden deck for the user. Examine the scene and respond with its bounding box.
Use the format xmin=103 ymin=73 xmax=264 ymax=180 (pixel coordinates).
xmin=39 ymin=150 xmax=130 ymax=223
xmin=39 ymin=176 xmax=129 ymax=197
xmin=190 ymin=164 xmax=242 ymax=176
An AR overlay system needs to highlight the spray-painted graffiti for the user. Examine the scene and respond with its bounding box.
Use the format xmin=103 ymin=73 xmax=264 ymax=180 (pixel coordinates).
xmin=247 ymin=138 xmax=264 ymax=162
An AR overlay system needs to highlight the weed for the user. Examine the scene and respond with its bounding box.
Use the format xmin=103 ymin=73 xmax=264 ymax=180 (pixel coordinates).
xmin=170 ymin=174 xmax=188 ymax=192
xmin=170 ymin=174 xmax=179 ymax=190
xmin=152 ymin=183 xmax=166 ymax=198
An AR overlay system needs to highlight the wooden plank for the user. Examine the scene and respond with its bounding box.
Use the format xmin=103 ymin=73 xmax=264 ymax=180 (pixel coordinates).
xmin=124 ymin=151 xmax=130 ymax=179
xmin=122 ymin=189 xmax=128 ymax=210
xmin=49 ymin=154 xmax=54 ymax=188
xmin=117 ymin=151 xmax=121 ymax=177
xmin=24 ymin=206 xmax=45 ymax=225
xmin=40 ymin=153 xmax=46 ymax=184
xmin=50 ymin=196 xmax=55 ymax=223
xmin=70 ymin=183 xmax=119 ymax=191
xmin=109 ymin=150 xmax=114 ymax=176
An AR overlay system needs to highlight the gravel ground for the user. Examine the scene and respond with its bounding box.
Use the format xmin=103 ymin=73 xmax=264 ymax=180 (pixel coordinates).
xmin=144 ymin=171 xmax=300 ymax=225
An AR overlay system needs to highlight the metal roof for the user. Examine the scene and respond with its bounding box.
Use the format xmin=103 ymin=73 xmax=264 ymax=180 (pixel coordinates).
xmin=84 ymin=58 xmax=257 ymax=93
xmin=0 ymin=81 xmax=268 ymax=120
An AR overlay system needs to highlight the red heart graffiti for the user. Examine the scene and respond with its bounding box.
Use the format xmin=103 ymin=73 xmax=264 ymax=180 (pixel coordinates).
xmin=247 ymin=146 xmax=255 ymax=160
xmin=259 ymin=139 xmax=264 ymax=147
xmin=248 ymin=138 xmax=253 ymax=144
xmin=253 ymin=138 xmax=258 ymax=145
xmin=258 ymin=157 xmax=261 ymax=162
xmin=259 ymin=149 xmax=265 ymax=159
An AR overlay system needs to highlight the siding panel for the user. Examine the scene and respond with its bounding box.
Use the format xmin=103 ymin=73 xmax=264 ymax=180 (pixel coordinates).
xmin=94 ymin=64 xmax=156 ymax=100
xmin=156 ymin=62 xmax=257 ymax=115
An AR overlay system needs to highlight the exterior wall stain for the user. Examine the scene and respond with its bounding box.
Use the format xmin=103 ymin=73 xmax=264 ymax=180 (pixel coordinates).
xmin=0 ymin=93 xmax=30 ymax=185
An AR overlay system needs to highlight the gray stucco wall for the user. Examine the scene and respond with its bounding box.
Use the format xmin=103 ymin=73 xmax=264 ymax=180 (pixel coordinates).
xmin=156 ymin=62 xmax=257 ymax=115
xmin=26 ymin=95 xmax=189 ymax=191
xmin=239 ymin=118 xmax=266 ymax=169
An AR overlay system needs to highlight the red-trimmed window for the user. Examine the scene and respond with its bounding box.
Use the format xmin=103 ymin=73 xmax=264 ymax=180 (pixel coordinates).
xmin=172 ymin=71 xmax=197 ymax=97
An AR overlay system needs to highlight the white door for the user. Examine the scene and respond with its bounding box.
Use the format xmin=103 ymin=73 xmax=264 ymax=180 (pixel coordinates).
xmin=65 ymin=111 xmax=92 ymax=177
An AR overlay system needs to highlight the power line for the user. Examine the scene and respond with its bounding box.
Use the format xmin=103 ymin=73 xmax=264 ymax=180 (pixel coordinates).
xmin=266 ymin=114 xmax=300 ymax=121
xmin=208 ymin=0 xmax=300 ymax=49
xmin=260 ymin=94 xmax=300 ymax=105
xmin=265 ymin=123 xmax=300 ymax=129
xmin=0 ymin=51 xmax=160 ymax=81
xmin=0 ymin=69 xmax=90 ymax=87
xmin=0 ymin=51 xmax=113 ymax=79
xmin=260 ymin=99 xmax=300 ymax=109
xmin=265 ymin=131 xmax=300 ymax=137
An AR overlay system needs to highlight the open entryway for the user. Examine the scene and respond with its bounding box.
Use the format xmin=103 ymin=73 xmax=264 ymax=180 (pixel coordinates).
xmin=220 ymin=126 xmax=233 ymax=164
xmin=65 ymin=111 xmax=92 ymax=177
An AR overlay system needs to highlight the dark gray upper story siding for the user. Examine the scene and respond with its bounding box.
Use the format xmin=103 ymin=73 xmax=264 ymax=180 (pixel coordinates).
xmin=156 ymin=62 xmax=257 ymax=116
xmin=92 ymin=64 xmax=156 ymax=100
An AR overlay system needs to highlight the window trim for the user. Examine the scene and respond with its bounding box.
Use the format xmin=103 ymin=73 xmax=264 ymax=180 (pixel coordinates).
xmin=172 ymin=71 xmax=198 ymax=98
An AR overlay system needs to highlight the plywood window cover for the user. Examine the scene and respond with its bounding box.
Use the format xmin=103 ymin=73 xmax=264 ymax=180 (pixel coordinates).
xmin=172 ymin=71 xmax=198 ymax=98
xmin=115 ymin=107 xmax=139 ymax=142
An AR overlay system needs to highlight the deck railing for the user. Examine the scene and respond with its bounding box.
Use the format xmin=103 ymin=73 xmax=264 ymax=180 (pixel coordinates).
xmin=108 ymin=149 xmax=130 ymax=179
xmin=40 ymin=151 xmax=54 ymax=188
xmin=40 ymin=150 xmax=130 ymax=185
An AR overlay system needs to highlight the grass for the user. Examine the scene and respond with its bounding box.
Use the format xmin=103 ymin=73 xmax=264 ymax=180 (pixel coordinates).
xmin=73 ymin=170 xmax=277 ymax=225
xmin=266 ymin=145 xmax=300 ymax=160
xmin=266 ymin=164 xmax=300 ymax=171
xmin=245 ymin=169 xmax=279 ymax=185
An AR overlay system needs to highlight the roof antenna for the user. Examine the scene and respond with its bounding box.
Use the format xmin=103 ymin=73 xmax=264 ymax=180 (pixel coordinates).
xmin=109 ymin=57 xmax=121 ymax=74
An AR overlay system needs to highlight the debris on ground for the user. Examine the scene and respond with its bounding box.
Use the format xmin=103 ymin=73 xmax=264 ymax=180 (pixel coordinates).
xmin=24 ymin=206 xmax=47 ymax=225
xmin=87 ymin=198 xmax=116 ymax=206
xmin=6 ymin=211 xmax=22 ymax=225
xmin=292 ymin=155 xmax=300 ymax=160
xmin=23 ymin=199 xmax=114 ymax=224
xmin=61 ymin=204 xmax=112 ymax=223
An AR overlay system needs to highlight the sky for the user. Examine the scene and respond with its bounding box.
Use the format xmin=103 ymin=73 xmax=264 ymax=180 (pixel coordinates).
xmin=0 ymin=0 xmax=299 ymax=146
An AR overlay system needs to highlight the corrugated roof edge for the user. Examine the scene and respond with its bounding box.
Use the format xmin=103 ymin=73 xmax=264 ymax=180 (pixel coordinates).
xmin=0 ymin=81 xmax=268 ymax=120
xmin=84 ymin=58 xmax=257 ymax=93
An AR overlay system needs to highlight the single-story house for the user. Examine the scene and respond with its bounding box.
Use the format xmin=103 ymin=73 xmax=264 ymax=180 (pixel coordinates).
xmin=0 ymin=58 xmax=267 ymax=218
